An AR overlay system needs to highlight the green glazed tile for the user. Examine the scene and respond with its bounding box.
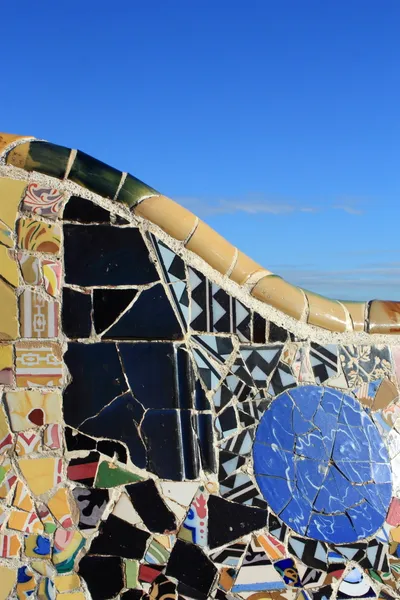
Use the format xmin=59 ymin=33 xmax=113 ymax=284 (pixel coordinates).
xmin=69 ymin=150 xmax=123 ymax=199
xmin=124 ymin=559 xmax=139 ymax=588
xmin=44 ymin=523 xmax=57 ymax=534
xmin=26 ymin=141 xmax=70 ymax=179
xmin=116 ymin=173 xmax=158 ymax=207
xmin=94 ymin=460 xmax=143 ymax=488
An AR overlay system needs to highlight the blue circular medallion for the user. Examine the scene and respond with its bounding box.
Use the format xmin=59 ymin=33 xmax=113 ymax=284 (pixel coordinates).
xmin=253 ymin=385 xmax=392 ymax=544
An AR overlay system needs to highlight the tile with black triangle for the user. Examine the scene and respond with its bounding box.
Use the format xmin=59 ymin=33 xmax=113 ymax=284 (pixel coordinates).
xmin=219 ymin=428 xmax=256 ymax=457
xmin=309 ymin=342 xmax=338 ymax=384
xmin=230 ymin=354 xmax=255 ymax=387
xmin=218 ymin=449 xmax=246 ymax=481
xmin=240 ymin=345 xmax=284 ymax=387
xmin=191 ymin=347 xmax=224 ymax=392
xmin=209 ymin=540 xmax=248 ymax=567
xmin=219 ymin=472 xmax=267 ymax=508
xmin=210 ymin=384 xmax=234 ymax=414
xmin=239 ymin=395 xmax=270 ymax=423
xmin=268 ymin=512 xmax=287 ymax=542
xmin=150 ymin=234 xmax=190 ymax=329
xmin=288 ymin=535 xmax=328 ymax=571
xmin=214 ymin=405 xmax=240 ymax=440
xmin=93 ymin=288 xmax=138 ymax=335
xmin=192 ymin=334 xmax=236 ymax=366
xmin=268 ymin=361 xmax=297 ymax=396
xmin=224 ymin=372 xmax=254 ymax=402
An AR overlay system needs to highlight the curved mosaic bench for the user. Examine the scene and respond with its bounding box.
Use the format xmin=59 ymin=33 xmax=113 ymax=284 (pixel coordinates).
xmin=0 ymin=132 xmax=400 ymax=600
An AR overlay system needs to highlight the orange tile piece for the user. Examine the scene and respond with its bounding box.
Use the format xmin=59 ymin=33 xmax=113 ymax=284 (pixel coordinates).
xmin=13 ymin=480 xmax=34 ymax=512
xmin=251 ymin=275 xmax=306 ymax=320
xmin=135 ymin=194 xmax=197 ymax=241
xmin=48 ymin=488 xmax=77 ymax=528
xmin=54 ymin=574 xmax=80 ymax=592
xmin=185 ymin=220 xmax=236 ymax=275
xmin=368 ymin=301 xmax=400 ymax=334
xmin=18 ymin=457 xmax=62 ymax=495
xmin=305 ymin=291 xmax=347 ymax=332
xmin=8 ymin=507 xmax=44 ymax=533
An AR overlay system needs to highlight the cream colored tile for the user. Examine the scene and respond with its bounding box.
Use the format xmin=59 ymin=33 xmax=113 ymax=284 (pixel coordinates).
xmin=185 ymin=220 xmax=236 ymax=275
xmin=135 ymin=194 xmax=197 ymax=241
xmin=251 ymin=275 xmax=305 ymax=320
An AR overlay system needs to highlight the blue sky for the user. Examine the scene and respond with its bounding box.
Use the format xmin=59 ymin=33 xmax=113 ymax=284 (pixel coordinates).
xmin=2 ymin=1 xmax=399 ymax=301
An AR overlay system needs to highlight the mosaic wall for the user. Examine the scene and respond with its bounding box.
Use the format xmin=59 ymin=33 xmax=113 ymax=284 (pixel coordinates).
xmin=1 ymin=135 xmax=400 ymax=600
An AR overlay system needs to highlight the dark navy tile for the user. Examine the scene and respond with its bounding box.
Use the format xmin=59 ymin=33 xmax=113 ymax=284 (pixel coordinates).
xmin=63 ymin=343 xmax=128 ymax=427
xmin=193 ymin=413 xmax=216 ymax=473
xmin=93 ymin=288 xmax=138 ymax=334
xmin=268 ymin=321 xmax=289 ymax=342
xmin=62 ymin=288 xmax=92 ymax=338
xmin=103 ymin=283 xmax=183 ymax=340
xmin=80 ymin=392 xmax=145 ymax=468
xmin=141 ymin=409 xmax=184 ymax=480
xmin=64 ymin=224 xmax=158 ymax=286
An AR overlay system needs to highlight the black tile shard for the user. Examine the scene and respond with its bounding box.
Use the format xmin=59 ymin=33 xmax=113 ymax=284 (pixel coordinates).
xmin=207 ymin=495 xmax=268 ymax=549
xmin=93 ymin=288 xmax=138 ymax=334
xmin=65 ymin=427 xmax=97 ymax=453
xmin=149 ymin=575 xmax=177 ymax=600
xmin=180 ymin=410 xmax=200 ymax=480
xmin=62 ymin=288 xmax=92 ymax=338
xmin=104 ymin=283 xmax=183 ymax=340
xmin=72 ymin=487 xmax=108 ymax=530
xmin=63 ymin=343 xmax=128 ymax=428
xmin=121 ymin=592 xmax=148 ymax=600
xmin=268 ymin=321 xmax=289 ymax=342
xmin=80 ymin=392 xmax=146 ymax=468
xmin=193 ymin=413 xmax=216 ymax=473
xmin=64 ymin=224 xmax=158 ymax=286
xmin=126 ymin=479 xmax=177 ymax=533
xmin=63 ymin=195 xmax=112 ymax=223
xmin=78 ymin=555 xmax=124 ymax=600
xmin=97 ymin=439 xmax=128 ymax=464
xmin=119 ymin=343 xmax=194 ymax=409
xmin=166 ymin=539 xmax=217 ymax=598
xmin=141 ymin=409 xmax=185 ymax=480
xmin=89 ymin=514 xmax=150 ymax=558
xmin=253 ymin=314 xmax=267 ymax=343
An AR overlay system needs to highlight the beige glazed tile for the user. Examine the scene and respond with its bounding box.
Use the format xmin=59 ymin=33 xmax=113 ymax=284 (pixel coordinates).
xmin=0 ymin=279 xmax=18 ymax=340
xmin=5 ymin=140 xmax=31 ymax=169
xmin=0 ymin=178 xmax=26 ymax=230
xmin=134 ymin=194 xmax=197 ymax=241
xmin=368 ymin=301 xmax=400 ymax=334
xmin=0 ymin=132 xmax=30 ymax=155
xmin=0 ymin=246 xmax=19 ymax=287
xmin=305 ymin=291 xmax=347 ymax=332
xmin=251 ymin=275 xmax=306 ymax=320
xmin=185 ymin=219 xmax=236 ymax=275
xmin=229 ymin=250 xmax=265 ymax=285
xmin=341 ymin=301 xmax=366 ymax=332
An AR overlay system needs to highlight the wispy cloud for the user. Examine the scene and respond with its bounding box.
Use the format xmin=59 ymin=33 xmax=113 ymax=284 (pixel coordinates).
xmin=176 ymin=195 xmax=364 ymax=217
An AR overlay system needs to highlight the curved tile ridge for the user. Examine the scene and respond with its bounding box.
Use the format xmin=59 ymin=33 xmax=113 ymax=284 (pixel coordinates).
xmin=0 ymin=132 xmax=396 ymax=335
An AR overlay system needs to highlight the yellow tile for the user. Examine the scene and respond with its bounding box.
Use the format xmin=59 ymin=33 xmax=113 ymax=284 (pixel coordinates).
xmin=48 ymin=488 xmax=77 ymax=528
xmin=15 ymin=341 xmax=63 ymax=387
xmin=5 ymin=389 xmax=62 ymax=431
xmin=56 ymin=594 xmax=85 ymax=600
xmin=341 ymin=301 xmax=366 ymax=332
xmin=0 ymin=565 xmax=17 ymax=600
xmin=0 ymin=279 xmax=18 ymax=340
xmin=31 ymin=560 xmax=53 ymax=577
xmin=185 ymin=220 xmax=236 ymax=275
xmin=0 ymin=343 xmax=12 ymax=371
xmin=0 ymin=398 xmax=12 ymax=453
xmin=8 ymin=507 xmax=43 ymax=533
xmin=0 ymin=178 xmax=26 ymax=230
xmin=251 ymin=275 xmax=306 ymax=320
xmin=17 ymin=217 xmax=61 ymax=254
xmin=18 ymin=457 xmax=62 ymax=495
xmin=13 ymin=480 xmax=34 ymax=512
xmin=6 ymin=141 xmax=30 ymax=169
xmin=54 ymin=574 xmax=80 ymax=592
xmin=134 ymin=194 xmax=197 ymax=241
xmin=0 ymin=456 xmax=17 ymax=498
xmin=0 ymin=220 xmax=13 ymax=247
xmin=0 ymin=246 xmax=19 ymax=287
xmin=16 ymin=566 xmax=36 ymax=599
xmin=15 ymin=430 xmax=42 ymax=456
